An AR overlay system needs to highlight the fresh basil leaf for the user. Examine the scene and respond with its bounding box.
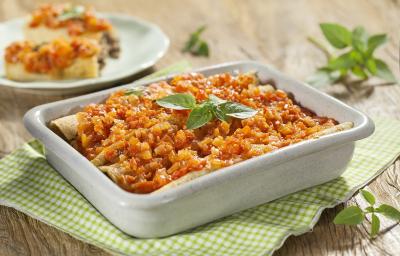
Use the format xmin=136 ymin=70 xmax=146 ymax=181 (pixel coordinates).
xmin=366 ymin=58 xmax=377 ymax=75
xmin=361 ymin=190 xmax=376 ymax=206
xmin=328 ymin=52 xmax=355 ymax=70
xmin=186 ymin=106 xmax=213 ymax=129
xmin=195 ymin=41 xmax=210 ymax=57
xmin=352 ymin=26 xmax=369 ymax=52
xmin=156 ymin=93 xmax=196 ymax=110
xmin=367 ymin=34 xmax=387 ymax=56
xmin=371 ymin=214 xmax=380 ymax=238
xmin=320 ymin=23 xmax=352 ymax=49
xmin=58 ymin=5 xmax=85 ymax=21
xmin=208 ymin=94 xmax=227 ymax=105
xmin=220 ymin=102 xmax=257 ymax=119
xmin=339 ymin=68 xmax=348 ymax=77
xmin=125 ymin=87 xmax=144 ymax=96
xmin=350 ymin=50 xmax=364 ymax=64
xmin=182 ymin=25 xmax=209 ymax=57
xmin=376 ymin=204 xmax=400 ymax=221
xmin=193 ymin=25 xmax=207 ymax=37
xmin=183 ymin=34 xmax=200 ymax=53
xmin=207 ymin=95 xmax=228 ymax=121
xmin=351 ymin=66 xmax=368 ymax=79
xmin=183 ymin=26 xmax=206 ymax=52
xmin=333 ymin=206 xmax=365 ymax=225
xmin=212 ymin=105 xmax=228 ymax=122
xmin=374 ymin=59 xmax=397 ymax=83
xmin=311 ymin=24 xmax=394 ymax=88
xmin=365 ymin=206 xmax=375 ymax=213
xmin=307 ymin=69 xmax=341 ymax=87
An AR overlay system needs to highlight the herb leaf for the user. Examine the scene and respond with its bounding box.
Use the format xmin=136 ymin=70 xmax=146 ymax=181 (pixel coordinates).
xmin=208 ymin=95 xmax=229 ymax=121
xmin=183 ymin=26 xmax=206 ymax=52
xmin=58 ymin=5 xmax=85 ymax=21
xmin=352 ymin=26 xmax=369 ymax=52
xmin=351 ymin=66 xmax=368 ymax=79
xmin=212 ymin=106 xmax=228 ymax=121
xmin=209 ymin=94 xmax=227 ymax=105
xmin=366 ymin=58 xmax=377 ymax=75
xmin=365 ymin=206 xmax=374 ymax=213
xmin=220 ymin=102 xmax=258 ymax=119
xmin=156 ymin=93 xmax=196 ymax=110
xmin=333 ymin=206 xmax=365 ymax=225
xmin=374 ymin=58 xmax=397 ymax=83
xmin=197 ymin=41 xmax=210 ymax=57
xmin=334 ymin=189 xmax=400 ymax=238
xmin=350 ymin=50 xmax=364 ymax=64
xmin=361 ymin=189 xmax=376 ymax=206
xmin=367 ymin=34 xmax=387 ymax=56
xmin=376 ymin=204 xmax=400 ymax=221
xmin=327 ymin=52 xmax=355 ymax=70
xmin=186 ymin=106 xmax=213 ymax=129
xmin=371 ymin=213 xmax=380 ymax=238
xmin=182 ymin=26 xmax=210 ymax=57
xmin=308 ymin=23 xmax=396 ymax=89
xmin=320 ymin=23 xmax=352 ymax=49
xmin=156 ymin=93 xmax=257 ymax=129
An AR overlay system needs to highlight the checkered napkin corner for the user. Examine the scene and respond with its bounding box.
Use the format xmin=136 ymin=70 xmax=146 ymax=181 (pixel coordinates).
xmin=27 ymin=139 xmax=46 ymax=156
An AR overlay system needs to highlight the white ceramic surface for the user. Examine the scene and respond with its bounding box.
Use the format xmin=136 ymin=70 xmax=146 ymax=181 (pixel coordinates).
xmin=24 ymin=61 xmax=375 ymax=238
xmin=0 ymin=14 xmax=169 ymax=94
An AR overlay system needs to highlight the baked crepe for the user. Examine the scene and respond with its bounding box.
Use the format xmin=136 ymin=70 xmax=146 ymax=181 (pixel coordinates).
xmin=49 ymin=114 xmax=354 ymax=192
xmin=5 ymin=55 xmax=100 ymax=81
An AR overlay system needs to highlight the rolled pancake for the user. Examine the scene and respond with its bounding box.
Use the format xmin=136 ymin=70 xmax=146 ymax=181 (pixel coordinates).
xmin=91 ymin=140 xmax=125 ymax=166
xmin=49 ymin=114 xmax=78 ymax=141
xmin=308 ymin=122 xmax=353 ymax=139
xmin=154 ymin=122 xmax=354 ymax=192
xmin=154 ymin=170 xmax=211 ymax=193
xmin=91 ymin=151 xmax=107 ymax=166
xmin=99 ymin=164 xmax=125 ymax=183
xmin=50 ymin=114 xmax=354 ymax=192
xmin=99 ymin=164 xmax=211 ymax=193
xmin=50 ymin=115 xmax=124 ymax=167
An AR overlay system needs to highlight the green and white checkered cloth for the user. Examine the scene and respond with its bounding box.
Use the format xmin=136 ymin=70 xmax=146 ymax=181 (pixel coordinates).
xmin=1 ymin=119 xmax=399 ymax=255
xmin=0 ymin=62 xmax=399 ymax=255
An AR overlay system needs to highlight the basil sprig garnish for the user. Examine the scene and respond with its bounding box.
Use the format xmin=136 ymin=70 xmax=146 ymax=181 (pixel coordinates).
xmin=307 ymin=23 xmax=397 ymax=88
xmin=58 ymin=5 xmax=86 ymax=21
xmin=156 ymin=93 xmax=257 ymax=129
xmin=182 ymin=26 xmax=210 ymax=57
xmin=334 ymin=189 xmax=400 ymax=238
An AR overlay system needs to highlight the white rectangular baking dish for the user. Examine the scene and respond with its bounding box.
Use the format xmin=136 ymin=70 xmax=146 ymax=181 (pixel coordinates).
xmin=24 ymin=61 xmax=374 ymax=238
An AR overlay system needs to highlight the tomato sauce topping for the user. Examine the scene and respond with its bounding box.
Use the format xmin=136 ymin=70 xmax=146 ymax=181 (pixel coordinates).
xmin=5 ymin=38 xmax=99 ymax=74
xmin=76 ymin=72 xmax=338 ymax=193
xmin=29 ymin=4 xmax=112 ymax=36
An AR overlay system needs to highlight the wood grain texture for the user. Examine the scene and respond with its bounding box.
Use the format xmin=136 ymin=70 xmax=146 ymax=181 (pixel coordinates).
xmin=0 ymin=0 xmax=399 ymax=255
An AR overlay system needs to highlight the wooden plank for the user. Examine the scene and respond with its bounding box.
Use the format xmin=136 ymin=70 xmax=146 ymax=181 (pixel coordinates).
xmin=0 ymin=0 xmax=398 ymax=255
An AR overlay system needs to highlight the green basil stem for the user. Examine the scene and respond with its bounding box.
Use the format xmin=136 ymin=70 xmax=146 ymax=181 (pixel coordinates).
xmin=307 ymin=36 xmax=334 ymax=59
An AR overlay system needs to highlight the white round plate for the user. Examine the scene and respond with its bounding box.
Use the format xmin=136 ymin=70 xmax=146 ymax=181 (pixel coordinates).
xmin=0 ymin=14 xmax=169 ymax=94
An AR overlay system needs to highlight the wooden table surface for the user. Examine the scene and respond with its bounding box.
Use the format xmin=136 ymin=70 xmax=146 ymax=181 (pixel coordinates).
xmin=0 ymin=0 xmax=399 ymax=255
